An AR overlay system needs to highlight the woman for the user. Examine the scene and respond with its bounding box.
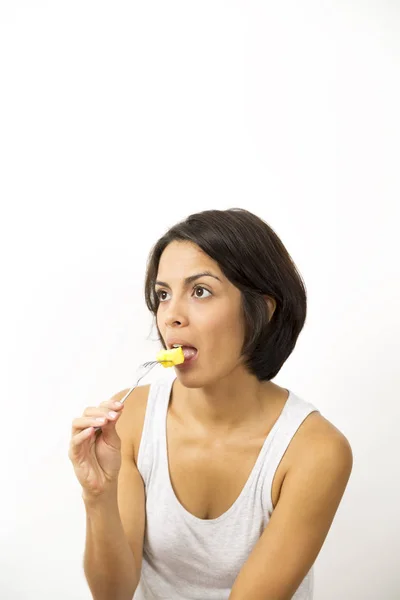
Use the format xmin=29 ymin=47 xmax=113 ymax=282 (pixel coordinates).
xmin=69 ymin=208 xmax=353 ymax=600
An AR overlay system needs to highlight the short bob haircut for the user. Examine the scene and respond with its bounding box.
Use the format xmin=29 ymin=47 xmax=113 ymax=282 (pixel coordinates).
xmin=144 ymin=208 xmax=307 ymax=381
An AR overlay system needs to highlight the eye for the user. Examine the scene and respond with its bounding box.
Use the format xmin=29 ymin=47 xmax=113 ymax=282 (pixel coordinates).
xmin=192 ymin=285 xmax=212 ymax=299
xmin=156 ymin=289 xmax=170 ymax=302
xmin=155 ymin=286 xmax=212 ymax=303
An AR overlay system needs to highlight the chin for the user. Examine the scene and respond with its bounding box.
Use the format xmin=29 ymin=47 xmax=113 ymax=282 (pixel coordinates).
xmin=174 ymin=371 xmax=205 ymax=389
xmin=174 ymin=367 xmax=227 ymax=389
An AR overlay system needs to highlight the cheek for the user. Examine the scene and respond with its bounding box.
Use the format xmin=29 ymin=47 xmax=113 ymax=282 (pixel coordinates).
xmin=156 ymin=309 xmax=166 ymax=339
xmin=201 ymin=304 xmax=245 ymax=346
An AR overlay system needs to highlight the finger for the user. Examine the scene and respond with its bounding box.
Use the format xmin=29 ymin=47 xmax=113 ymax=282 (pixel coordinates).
xmin=82 ymin=406 xmax=124 ymax=422
xmin=92 ymin=410 xmax=123 ymax=435
xmin=72 ymin=415 xmax=112 ymax=435
xmin=80 ymin=406 xmax=119 ymax=419
xmin=98 ymin=414 xmax=122 ymax=450
xmin=100 ymin=398 xmax=125 ymax=409
xmin=83 ymin=400 xmax=124 ymax=416
xmin=68 ymin=426 xmax=93 ymax=459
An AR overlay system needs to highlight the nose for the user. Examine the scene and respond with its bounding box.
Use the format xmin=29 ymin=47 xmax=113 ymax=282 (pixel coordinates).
xmin=164 ymin=297 xmax=189 ymax=328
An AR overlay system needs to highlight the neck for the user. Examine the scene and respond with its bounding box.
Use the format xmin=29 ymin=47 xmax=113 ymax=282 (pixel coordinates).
xmin=172 ymin=367 xmax=286 ymax=434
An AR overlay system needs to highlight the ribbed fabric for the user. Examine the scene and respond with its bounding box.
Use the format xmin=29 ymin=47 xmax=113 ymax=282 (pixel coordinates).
xmin=133 ymin=374 xmax=319 ymax=600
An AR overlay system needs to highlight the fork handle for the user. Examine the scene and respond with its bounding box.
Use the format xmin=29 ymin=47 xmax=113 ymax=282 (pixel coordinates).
xmin=93 ymin=362 xmax=158 ymax=432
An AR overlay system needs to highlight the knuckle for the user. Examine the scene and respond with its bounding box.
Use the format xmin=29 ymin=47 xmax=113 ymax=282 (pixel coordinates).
xmin=83 ymin=406 xmax=96 ymax=416
xmin=100 ymin=400 xmax=116 ymax=409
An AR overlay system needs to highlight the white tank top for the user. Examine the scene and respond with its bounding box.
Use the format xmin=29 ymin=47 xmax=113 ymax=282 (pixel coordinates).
xmin=133 ymin=374 xmax=319 ymax=600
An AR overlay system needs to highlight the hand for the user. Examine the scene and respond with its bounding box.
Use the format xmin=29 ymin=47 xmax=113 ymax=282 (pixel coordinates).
xmin=68 ymin=397 xmax=125 ymax=499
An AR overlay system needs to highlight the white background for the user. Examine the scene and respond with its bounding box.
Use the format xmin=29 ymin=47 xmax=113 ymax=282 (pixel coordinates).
xmin=1 ymin=1 xmax=399 ymax=598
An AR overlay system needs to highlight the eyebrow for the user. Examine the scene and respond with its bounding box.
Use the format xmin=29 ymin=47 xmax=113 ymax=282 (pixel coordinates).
xmin=155 ymin=271 xmax=222 ymax=289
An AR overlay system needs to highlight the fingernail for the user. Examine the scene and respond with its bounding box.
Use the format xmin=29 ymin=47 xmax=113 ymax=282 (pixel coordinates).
xmin=108 ymin=411 xmax=118 ymax=418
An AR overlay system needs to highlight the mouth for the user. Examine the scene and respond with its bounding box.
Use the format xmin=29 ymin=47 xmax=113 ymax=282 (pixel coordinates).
xmin=168 ymin=343 xmax=198 ymax=364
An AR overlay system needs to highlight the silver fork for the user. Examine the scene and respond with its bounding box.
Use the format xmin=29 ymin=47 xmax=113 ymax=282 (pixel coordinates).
xmin=94 ymin=360 xmax=162 ymax=432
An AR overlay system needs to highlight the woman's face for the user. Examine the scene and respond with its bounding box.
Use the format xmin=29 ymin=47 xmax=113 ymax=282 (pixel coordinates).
xmin=155 ymin=241 xmax=247 ymax=387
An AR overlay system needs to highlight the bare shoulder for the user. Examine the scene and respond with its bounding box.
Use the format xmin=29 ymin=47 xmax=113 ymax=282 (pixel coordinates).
xmin=290 ymin=410 xmax=353 ymax=473
xmin=112 ymin=384 xmax=151 ymax=466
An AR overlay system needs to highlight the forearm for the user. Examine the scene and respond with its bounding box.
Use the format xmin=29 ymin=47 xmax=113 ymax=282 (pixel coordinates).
xmin=83 ymin=488 xmax=139 ymax=600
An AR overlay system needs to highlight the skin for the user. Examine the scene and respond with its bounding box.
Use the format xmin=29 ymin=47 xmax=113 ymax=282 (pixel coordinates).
xmin=154 ymin=240 xmax=286 ymax=436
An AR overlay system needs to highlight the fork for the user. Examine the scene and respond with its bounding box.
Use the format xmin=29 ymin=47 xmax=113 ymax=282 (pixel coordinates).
xmin=94 ymin=360 xmax=161 ymax=432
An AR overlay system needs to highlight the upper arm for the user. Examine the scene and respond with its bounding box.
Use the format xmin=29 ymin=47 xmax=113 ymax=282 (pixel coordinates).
xmin=113 ymin=386 xmax=148 ymax=581
xmin=229 ymin=422 xmax=353 ymax=600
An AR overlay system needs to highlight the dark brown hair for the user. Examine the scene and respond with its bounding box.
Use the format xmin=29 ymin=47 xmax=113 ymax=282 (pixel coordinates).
xmin=144 ymin=208 xmax=307 ymax=381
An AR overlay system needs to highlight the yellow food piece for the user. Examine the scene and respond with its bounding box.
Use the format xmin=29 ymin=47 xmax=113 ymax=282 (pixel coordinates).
xmin=156 ymin=346 xmax=185 ymax=368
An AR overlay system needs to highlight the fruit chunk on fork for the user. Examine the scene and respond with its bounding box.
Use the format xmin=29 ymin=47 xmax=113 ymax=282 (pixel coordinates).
xmin=156 ymin=346 xmax=185 ymax=368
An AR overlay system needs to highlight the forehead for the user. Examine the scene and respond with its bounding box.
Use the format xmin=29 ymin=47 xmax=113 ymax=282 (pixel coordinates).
xmin=157 ymin=241 xmax=221 ymax=278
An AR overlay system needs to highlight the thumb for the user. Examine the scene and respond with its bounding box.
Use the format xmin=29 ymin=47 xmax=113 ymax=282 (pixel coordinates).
xmin=98 ymin=415 xmax=122 ymax=450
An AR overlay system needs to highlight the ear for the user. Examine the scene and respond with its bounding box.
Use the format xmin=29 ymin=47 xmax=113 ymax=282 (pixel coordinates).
xmin=264 ymin=295 xmax=277 ymax=322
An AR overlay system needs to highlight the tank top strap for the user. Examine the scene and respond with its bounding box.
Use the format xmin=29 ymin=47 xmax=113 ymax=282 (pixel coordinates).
xmin=261 ymin=391 xmax=319 ymax=515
